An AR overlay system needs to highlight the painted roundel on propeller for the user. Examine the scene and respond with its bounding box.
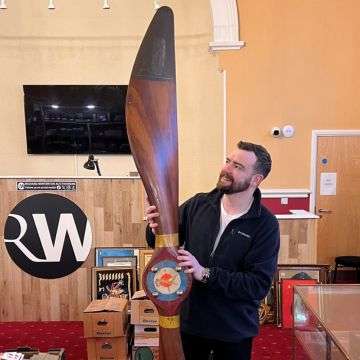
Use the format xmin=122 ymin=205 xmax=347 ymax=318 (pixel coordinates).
xmin=146 ymin=259 xmax=189 ymax=302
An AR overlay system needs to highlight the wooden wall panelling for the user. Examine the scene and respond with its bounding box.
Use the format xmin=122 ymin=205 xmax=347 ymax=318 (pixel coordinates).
xmin=278 ymin=219 xmax=317 ymax=264
xmin=94 ymin=179 xmax=106 ymax=247
xmin=49 ymin=279 xmax=60 ymax=320
xmin=22 ymin=273 xmax=41 ymax=321
xmin=120 ymin=181 xmax=132 ymax=246
xmin=0 ymin=178 xmax=147 ymax=321
xmin=112 ymin=179 xmax=125 ymax=246
xmin=278 ymin=234 xmax=290 ymax=264
xmin=40 ymin=280 xmax=51 ymax=320
xmin=130 ymin=180 xmax=147 ymax=247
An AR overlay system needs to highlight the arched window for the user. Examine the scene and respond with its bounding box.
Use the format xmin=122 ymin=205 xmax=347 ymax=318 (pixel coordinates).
xmin=209 ymin=0 xmax=245 ymax=51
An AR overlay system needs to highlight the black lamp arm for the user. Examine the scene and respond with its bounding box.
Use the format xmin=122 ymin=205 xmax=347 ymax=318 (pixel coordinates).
xmin=94 ymin=160 xmax=102 ymax=176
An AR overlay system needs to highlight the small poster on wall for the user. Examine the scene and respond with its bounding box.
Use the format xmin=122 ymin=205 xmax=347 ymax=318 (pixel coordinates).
xmin=16 ymin=181 xmax=76 ymax=191
xmin=320 ymin=172 xmax=337 ymax=195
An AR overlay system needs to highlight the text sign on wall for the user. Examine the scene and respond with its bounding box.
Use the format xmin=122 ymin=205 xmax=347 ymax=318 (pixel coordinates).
xmin=16 ymin=181 xmax=76 ymax=191
xmin=320 ymin=172 xmax=337 ymax=196
xmin=4 ymin=193 xmax=92 ymax=279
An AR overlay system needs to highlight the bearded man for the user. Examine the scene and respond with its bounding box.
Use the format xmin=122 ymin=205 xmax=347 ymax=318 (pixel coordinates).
xmin=146 ymin=141 xmax=280 ymax=360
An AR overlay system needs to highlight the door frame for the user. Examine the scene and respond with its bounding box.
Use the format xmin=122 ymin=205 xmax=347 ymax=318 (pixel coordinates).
xmin=309 ymin=129 xmax=360 ymax=212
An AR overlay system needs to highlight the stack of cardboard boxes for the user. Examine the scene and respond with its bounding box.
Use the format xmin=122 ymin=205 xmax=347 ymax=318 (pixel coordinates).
xmin=130 ymin=291 xmax=159 ymax=360
xmin=83 ymin=298 xmax=129 ymax=360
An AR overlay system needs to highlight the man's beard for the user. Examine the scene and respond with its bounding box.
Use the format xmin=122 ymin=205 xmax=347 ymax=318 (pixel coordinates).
xmin=216 ymin=171 xmax=252 ymax=194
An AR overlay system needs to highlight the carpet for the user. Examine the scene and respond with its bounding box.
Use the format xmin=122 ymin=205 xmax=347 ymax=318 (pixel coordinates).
xmin=0 ymin=322 xmax=309 ymax=359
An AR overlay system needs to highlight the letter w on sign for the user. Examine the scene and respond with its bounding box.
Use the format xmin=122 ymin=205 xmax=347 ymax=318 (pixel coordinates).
xmin=4 ymin=213 xmax=92 ymax=262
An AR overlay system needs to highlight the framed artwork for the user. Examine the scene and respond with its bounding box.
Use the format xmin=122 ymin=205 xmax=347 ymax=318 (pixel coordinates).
xmin=139 ymin=249 xmax=154 ymax=289
xmin=259 ymin=282 xmax=276 ymax=324
xmin=276 ymin=264 xmax=330 ymax=283
xmin=281 ymin=278 xmax=317 ymax=328
xmin=275 ymin=264 xmax=330 ymax=326
xmin=95 ymin=247 xmax=140 ymax=268
xmin=92 ymin=266 xmax=137 ymax=300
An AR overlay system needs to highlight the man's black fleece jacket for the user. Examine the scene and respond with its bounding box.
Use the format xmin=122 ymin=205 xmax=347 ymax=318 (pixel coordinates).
xmin=146 ymin=188 xmax=280 ymax=342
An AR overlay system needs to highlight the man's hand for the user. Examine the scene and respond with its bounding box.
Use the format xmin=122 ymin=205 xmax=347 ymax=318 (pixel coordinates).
xmin=177 ymin=249 xmax=205 ymax=281
xmin=145 ymin=205 xmax=159 ymax=234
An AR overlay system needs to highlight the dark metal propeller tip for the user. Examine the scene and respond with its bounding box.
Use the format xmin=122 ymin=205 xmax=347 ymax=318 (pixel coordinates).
xmin=131 ymin=6 xmax=175 ymax=81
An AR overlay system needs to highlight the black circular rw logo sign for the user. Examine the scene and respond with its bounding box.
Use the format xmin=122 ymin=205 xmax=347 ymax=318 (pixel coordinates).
xmin=4 ymin=193 xmax=92 ymax=279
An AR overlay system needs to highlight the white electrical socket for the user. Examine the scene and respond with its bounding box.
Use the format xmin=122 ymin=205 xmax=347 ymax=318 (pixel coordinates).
xmin=281 ymin=197 xmax=288 ymax=205
xmin=282 ymin=125 xmax=295 ymax=138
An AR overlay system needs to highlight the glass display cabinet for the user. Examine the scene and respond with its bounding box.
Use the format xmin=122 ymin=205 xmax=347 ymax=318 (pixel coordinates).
xmin=293 ymin=284 xmax=360 ymax=360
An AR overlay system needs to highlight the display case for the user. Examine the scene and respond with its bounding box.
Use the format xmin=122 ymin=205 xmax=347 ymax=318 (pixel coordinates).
xmin=293 ymin=284 xmax=360 ymax=360
xmin=275 ymin=264 xmax=330 ymax=326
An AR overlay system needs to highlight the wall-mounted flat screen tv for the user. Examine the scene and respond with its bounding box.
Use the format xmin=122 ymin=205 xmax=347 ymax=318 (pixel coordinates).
xmin=23 ymin=85 xmax=131 ymax=154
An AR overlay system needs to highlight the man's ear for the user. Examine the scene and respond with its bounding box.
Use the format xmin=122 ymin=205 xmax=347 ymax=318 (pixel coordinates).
xmin=251 ymin=174 xmax=264 ymax=187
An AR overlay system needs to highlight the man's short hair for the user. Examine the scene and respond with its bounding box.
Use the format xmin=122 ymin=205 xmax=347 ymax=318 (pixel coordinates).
xmin=237 ymin=141 xmax=272 ymax=179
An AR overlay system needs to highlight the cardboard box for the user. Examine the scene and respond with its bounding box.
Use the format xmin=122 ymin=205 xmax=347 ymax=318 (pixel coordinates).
xmin=83 ymin=298 xmax=128 ymax=338
xmin=132 ymin=346 xmax=159 ymax=360
xmin=86 ymin=336 xmax=128 ymax=360
xmin=134 ymin=325 xmax=159 ymax=338
xmin=130 ymin=290 xmax=159 ymax=325
xmin=133 ymin=336 xmax=159 ymax=347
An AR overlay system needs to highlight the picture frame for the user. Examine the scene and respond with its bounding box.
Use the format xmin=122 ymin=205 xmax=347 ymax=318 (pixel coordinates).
xmin=259 ymin=282 xmax=276 ymax=324
xmin=275 ymin=264 xmax=330 ymax=326
xmin=280 ymin=278 xmax=317 ymax=328
xmin=95 ymin=247 xmax=140 ymax=268
xmin=139 ymin=249 xmax=154 ymax=289
xmin=92 ymin=266 xmax=137 ymax=300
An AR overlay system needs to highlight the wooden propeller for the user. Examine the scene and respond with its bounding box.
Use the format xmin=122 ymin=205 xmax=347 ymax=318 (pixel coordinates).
xmin=125 ymin=6 xmax=192 ymax=360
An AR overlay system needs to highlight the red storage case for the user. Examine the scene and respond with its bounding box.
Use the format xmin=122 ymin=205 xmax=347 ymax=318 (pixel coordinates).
xmin=281 ymin=279 xmax=317 ymax=328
